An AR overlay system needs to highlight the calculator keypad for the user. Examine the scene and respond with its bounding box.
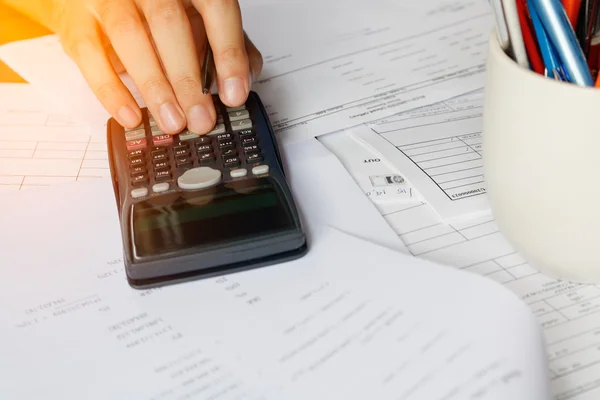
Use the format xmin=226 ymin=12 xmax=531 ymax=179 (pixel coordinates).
xmin=125 ymin=97 xmax=268 ymax=199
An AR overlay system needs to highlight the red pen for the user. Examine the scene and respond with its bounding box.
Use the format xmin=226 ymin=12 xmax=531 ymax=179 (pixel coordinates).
xmin=563 ymin=0 xmax=583 ymax=29
xmin=517 ymin=0 xmax=545 ymax=74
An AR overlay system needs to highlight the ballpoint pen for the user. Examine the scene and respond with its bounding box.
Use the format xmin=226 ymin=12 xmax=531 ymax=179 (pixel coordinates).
xmin=202 ymin=37 xmax=214 ymax=95
xmin=563 ymin=0 xmax=583 ymax=27
xmin=518 ymin=0 xmax=545 ymax=73
xmin=528 ymin=0 xmax=566 ymax=78
xmin=530 ymin=0 xmax=594 ymax=85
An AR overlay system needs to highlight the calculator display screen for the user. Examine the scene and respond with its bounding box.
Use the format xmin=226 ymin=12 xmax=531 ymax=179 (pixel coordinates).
xmin=131 ymin=178 xmax=295 ymax=257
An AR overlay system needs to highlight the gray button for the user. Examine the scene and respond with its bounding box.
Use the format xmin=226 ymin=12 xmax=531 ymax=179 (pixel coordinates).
xmin=229 ymin=110 xmax=250 ymax=122
xmin=125 ymin=129 xmax=146 ymax=141
xmin=131 ymin=187 xmax=149 ymax=198
xmin=231 ymin=119 xmax=252 ymax=132
xmin=151 ymin=126 xmax=164 ymax=137
xmin=226 ymin=105 xmax=246 ymax=112
xmin=152 ymin=182 xmax=170 ymax=193
xmin=207 ymin=123 xmax=226 ymax=136
xmin=177 ymin=167 xmax=222 ymax=190
xmin=125 ymin=123 xmax=143 ymax=132
xmin=230 ymin=168 xmax=248 ymax=178
xmin=252 ymin=165 xmax=269 ymax=175
xmin=179 ymin=131 xmax=199 ymax=141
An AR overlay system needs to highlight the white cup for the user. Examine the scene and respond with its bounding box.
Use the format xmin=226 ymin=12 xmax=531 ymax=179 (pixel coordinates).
xmin=482 ymin=33 xmax=600 ymax=284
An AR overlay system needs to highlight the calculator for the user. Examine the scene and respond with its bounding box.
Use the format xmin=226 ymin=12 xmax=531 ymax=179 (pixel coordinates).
xmin=107 ymin=91 xmax=307 ymax=289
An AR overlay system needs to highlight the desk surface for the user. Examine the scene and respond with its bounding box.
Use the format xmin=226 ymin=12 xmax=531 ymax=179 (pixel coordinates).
xmin=0 ymin=4 xmax=50 ymax=82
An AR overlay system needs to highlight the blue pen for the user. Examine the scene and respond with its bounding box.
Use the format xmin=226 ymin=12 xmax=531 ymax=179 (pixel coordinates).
xmin=529 ymin=0 xmax=594 ymax=86
xmin=528 ymin=0 xmax=564 ymax=79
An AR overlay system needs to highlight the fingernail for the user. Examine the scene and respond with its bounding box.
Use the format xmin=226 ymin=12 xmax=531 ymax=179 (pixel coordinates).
xmin=117 ymin=105 xmax=140 ymax=128
xmin=187 ymin=105 xmax=214 ymax=134
xmin=159 ymin=102 xmax=185 ymax=133
xmin=223 ymin=77 xmax=247 ymax=106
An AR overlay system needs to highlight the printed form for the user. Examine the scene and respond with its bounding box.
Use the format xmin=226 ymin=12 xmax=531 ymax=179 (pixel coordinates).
xmin=0 ymin=83 xmax=108 ymax=192
xmin=322 ymin=132 xmax=600 ymax=400
xmin=350 ymin=89 xmax=490 ymax=221
xmin=0 ymin=0 xmax=494 ymax=143
xmin=0 ymin=178 xmax=550 ymax=399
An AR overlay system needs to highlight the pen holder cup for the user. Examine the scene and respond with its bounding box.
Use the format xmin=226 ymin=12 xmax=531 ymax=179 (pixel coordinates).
xmin=483 ymin=33 xmax=600 ymax=284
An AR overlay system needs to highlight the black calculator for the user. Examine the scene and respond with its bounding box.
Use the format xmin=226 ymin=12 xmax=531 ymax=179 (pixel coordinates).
xmin=107 ymin=91 xmax=307 ymax=289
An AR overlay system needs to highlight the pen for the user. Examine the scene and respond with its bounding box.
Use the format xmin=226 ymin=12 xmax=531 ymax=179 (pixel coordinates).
xmin=529 ymin=0 xmax=594 ymax=85
xmin=518 ymin=0 xmax=546 ymax=73
xmin=562 ymin=0 xmax=583 ymax=27
xmin=202 ymin=38 xmax=214 ymax=95
xmin=503 ymin=0 xmax=531 ymax=68
xmin=489 ymin=0 xmax=513 ymax=53
xmin=529 ymin=0 xmax=566 ymax=78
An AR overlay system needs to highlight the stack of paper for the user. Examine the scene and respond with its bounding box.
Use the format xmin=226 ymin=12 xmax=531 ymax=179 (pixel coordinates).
xmin=0 ymin=0 xmax=578 ymax=398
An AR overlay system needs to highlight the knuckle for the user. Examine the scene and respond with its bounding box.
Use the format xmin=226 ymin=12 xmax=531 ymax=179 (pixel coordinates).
xmin=217 ymin=46 xmax=246 ymax=65
xmin=172 ymin=74 xmax=202 ymax=93
xmin=140 ymin=76 xmax=166 ymax=95
xmin=146 ymin=0 xmax=184 ymax=25
xmin=94 ymin=81 xmax=122 ymax=103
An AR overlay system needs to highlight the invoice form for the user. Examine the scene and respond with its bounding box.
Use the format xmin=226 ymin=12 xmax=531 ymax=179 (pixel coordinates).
xmin=350 ymin=89 xmax=490 ymax=221
xmin=0 ymin=179 xmax=550 ymax=400
xmin=0 ymin=0 xmax=494 ymax=143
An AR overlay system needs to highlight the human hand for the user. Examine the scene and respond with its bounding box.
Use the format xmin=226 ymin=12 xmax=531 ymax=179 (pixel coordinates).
xmin=51 ymin=0 xmax=263 ymax=135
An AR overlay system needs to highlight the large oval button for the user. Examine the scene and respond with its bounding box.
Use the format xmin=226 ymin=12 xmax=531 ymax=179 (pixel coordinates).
xmin=177 ymin=167 xmax=222 ymax=190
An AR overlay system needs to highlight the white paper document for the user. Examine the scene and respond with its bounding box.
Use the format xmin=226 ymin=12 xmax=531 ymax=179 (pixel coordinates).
xmin=0 ymin=178 xmax=550 ymax=399
xmin=318 ymin=130 xmax=417 ymax=203
xmin=0 ymin=83 xmax=107 ymax=192
xmin=0 ymin=0 xmax=494 ymax=143
xmin=351 ymin=90 xmax=490 ymax=221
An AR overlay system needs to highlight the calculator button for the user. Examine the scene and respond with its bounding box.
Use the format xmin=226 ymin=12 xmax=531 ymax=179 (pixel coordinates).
xmin=217 ymin=133 xmax=232 ymax=141
xmin=246 ymin=153 xmax=264 ymax=163
xmin=149 ymin=116 xmax=158 ymax=127
xmin=231 ymin=119 xmax=252 ymax=132
xmin=175 ymin=157 xmax=193 ymax=169
xmin=126 ymin=138 xmax=147 ymax=151
xmin=179 ymin=131 xmax=199 ymax=141
xmin=154 ymin=161 xmax=170 ymax=171
xmin=153 ymin=134 xmax=173 ymax=146
xmin=226 ymin=105 xmax=246 ymax=112
xmin=241 ymin=137 xmax=257 ymax=146
xmin=252 ymin=165 xmax=269 ymax=175
xmin=207 ymin=123 xmax=226 ymax=135
xmin=199 ymin=153 xmax=216 ymax=165
xmin=219 ymin=141 xmax=235 ymax=150
xmin=243 ymin=145 xmax=260 ymax=154
xmin=125 ymin=123 xmax=144 ymax=132
xmin=131 ymin=173 xmax=148 ymax=185
xmin=130 ymin=166 xmax=146 ymax=175
xmin=151 ymin=126 xmax=164 ymax=137
xmin=228 ymin=110 xmax=250 ymax=122
xmin=230 ymin=168 xmax=247 ymax=178
xmin=194 ymin=136 xmax=212 ymax=146
xmin=177 ymin=167 xmax=222 ymax=190
xmin=125 ymin=128 xmax=146 ymax=141
xmin=128 ymin=149 xmax=144 ymax=158
xmin=221 ymin=149 xmax=237 ymax=158
xmin=174 ymin=148 xmax=190 ymax=157
xmin=151 ymin=146 xmax=167 ymax=154
xmin=131 ymin=187 xmax=149 ymax=199
xmin=155 ymin=170 xmax=172 ymax=182
xmin=152 ymin=153 xmax=168 ymax=162
xmin=129 ymin=156 xmax=144 ymax=166
xmin=223 ymin=157 xmax=240 ymax=168
xmin=196 ymin=144 xmax=212 ymax=154
xmin=152 ymin=182 xmax=170 ymax=193
xmin=238 ymin=129 xmax=254 ymax=138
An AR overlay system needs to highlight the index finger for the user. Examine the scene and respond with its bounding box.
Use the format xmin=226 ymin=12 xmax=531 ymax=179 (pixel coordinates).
xmin=192 ymin=0 xmax=250 ymax=107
